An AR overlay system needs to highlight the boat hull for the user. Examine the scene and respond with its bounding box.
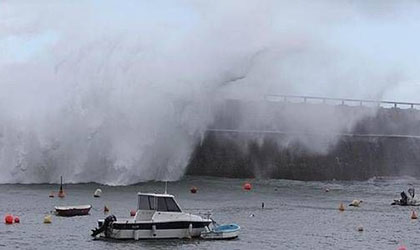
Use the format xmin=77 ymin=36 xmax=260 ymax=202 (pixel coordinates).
xmin=55 ymin=205 xmax=92 ymax=217
xmin=200 ymin=224 xmax=240 ymax=240
xmin=97 ymin=221 xmax=211 ymax=240
xmin=201 ymin=230 xmax=239 ymax=240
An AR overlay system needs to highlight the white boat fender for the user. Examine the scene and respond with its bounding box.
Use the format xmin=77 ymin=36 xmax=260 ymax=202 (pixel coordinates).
xmin=188 ymin=223 xmax=193 ymax=237
xmin=133 ymin=230 xmax=139 ymax=240
xmin=152 ymin=224 xmax=157 ymax=237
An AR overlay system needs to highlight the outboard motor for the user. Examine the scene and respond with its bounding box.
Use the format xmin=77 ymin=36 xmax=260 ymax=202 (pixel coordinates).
xmin=400 ymin=192 xmax=409 ymax=205
xmin=91 ymin=215 xmax=117 ymax=237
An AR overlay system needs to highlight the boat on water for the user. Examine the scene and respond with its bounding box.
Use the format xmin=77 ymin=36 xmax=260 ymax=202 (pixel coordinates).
xmin=392 ymin=188 xmax=420 ymax=206
xmin=201 ymin=223 xmax=240 ymax=240
xmin=91 ymin=192 xmax=212 ymax=240
xmin=55 ymin=205 xmax=92 ymax=216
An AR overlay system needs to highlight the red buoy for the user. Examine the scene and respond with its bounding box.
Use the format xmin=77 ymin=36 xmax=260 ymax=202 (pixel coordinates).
xmin=4 ymin=214 xmax=13 ymax=224
xmin=14 ymin=216 xmax=20 ymax=223
xmin=130 ymin=210 xmax=136 ymax=216
xmin=243 ymin=182 xmax=252 ymax=191
xmin=190 ymin=186 xmax=197 ymax=194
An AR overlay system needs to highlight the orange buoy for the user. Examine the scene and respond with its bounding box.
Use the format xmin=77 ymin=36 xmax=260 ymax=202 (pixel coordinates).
xmin=243 ymin=182 xmax=252 ymax=191
xmin=49 ymin=192 xmax=54 ymax=198
xmin=130 ymin=210 xmax=136 ymax=216
xmin=57 ymin=191 xmax=65 ymax=198
xmin=104 ymin=205 xmax=110 ymax=213
xmin=190 ymin=186 xmax=197 ymax=194
xmin=338 ymin=203 xmax=345 ymax=212
xmin=14 ymin=216 xmax=20 ymax=223
xmin=411 ymin=210 xmax=418 ymax=219
xmin=4 ymin=214 xmax=13 ymax=224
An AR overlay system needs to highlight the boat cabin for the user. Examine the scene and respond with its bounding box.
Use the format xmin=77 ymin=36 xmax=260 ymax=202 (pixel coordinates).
xmin=137 ymin=193 xmax=182 ymax=213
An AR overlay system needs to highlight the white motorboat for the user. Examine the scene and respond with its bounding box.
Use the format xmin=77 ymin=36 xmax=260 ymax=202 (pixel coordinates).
xmin=91 ymin=192 xmax=212 ymax=240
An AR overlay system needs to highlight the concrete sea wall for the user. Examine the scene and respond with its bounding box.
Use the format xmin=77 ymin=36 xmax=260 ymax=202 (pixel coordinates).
xmin=186 ymin=101 xmax=420 ymax=180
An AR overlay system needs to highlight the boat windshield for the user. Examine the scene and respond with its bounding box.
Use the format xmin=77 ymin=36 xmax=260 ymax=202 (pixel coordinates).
xmin=138 ymin=195 xmax=153 ymax=210
xmin=138 ymin=195 xmax=181 ymax=212
xmin=157 ymin=197 xmax=181 ymax=212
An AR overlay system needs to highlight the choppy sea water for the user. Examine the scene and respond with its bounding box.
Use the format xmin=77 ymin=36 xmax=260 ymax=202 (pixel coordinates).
xmin=1 ymin=176 xmax=420 ymax=249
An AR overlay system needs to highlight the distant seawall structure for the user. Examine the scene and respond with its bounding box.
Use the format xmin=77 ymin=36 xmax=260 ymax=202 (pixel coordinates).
xmin=186 ymin=95 xmax=420 ymax=180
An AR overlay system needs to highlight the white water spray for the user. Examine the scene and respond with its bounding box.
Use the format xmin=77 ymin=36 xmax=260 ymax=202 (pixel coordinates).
xmin=1 ymin=0 xmax=420 ymax=184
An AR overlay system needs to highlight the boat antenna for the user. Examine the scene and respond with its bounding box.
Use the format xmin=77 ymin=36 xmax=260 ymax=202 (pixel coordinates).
xmin=164 ymin=181 xmax=168 ymax=194
xmin=59 ymin=176 xmax=63 ymax=192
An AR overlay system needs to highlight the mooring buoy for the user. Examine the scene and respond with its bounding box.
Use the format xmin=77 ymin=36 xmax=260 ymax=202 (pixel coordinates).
xmin=339 ymin=203 xmax=345 ymax=211
xmin=243 ymin=182 xmax=252 ymax=191
xmin=44 ymin=215 xmax=52 ymax=224
xmin=4 ymin=214 xmax=13 ymax=224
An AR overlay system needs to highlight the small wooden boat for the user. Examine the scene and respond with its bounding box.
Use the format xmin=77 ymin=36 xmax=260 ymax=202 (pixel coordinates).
xmin=201 ymin=223 xmax=240 ymax=240
xmin=55 ymin=205 xmax=92 ymax=217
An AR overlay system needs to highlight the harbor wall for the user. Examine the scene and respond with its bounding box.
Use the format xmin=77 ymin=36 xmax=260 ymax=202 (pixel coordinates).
xmin=186 ymin=101 xmax=420 ymax=180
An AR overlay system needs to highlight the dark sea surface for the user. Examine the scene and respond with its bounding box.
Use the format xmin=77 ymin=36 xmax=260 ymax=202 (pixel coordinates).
xmin=1 ymin=176 xmax=419 ymax=250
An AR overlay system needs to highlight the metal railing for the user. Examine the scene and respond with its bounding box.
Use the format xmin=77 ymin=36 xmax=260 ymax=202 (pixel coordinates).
xmin=264 ymin=94 xmax=420 ymax=109
xmin=206 ymin=128 xmax=420 ymax=139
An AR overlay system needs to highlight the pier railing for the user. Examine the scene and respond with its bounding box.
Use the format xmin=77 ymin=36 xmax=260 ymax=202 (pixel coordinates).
xmin=264 ymin=94 xmax=420 ymax=109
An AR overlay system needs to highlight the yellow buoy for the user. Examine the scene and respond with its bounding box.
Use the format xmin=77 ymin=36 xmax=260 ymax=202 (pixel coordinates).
xmin=338 ymin=203 xmax=345 ymax=211
xmin=44 ymin=215 xmax=52 ymax=224
xmin=411 ymin=210 xmax=418 ymax=219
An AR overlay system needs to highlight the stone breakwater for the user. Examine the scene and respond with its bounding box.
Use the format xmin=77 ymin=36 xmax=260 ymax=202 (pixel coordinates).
xmin=186 ymin=101 xmax=420 ymax=180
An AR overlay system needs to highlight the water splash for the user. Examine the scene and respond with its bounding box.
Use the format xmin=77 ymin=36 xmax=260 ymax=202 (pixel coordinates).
xmin=1 ymin=1 xmax=420 ymax=184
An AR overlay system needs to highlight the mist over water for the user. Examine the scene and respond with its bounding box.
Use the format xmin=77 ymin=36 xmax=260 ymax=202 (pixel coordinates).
xmin=1 ymin=0 xmax=420 ymax=184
